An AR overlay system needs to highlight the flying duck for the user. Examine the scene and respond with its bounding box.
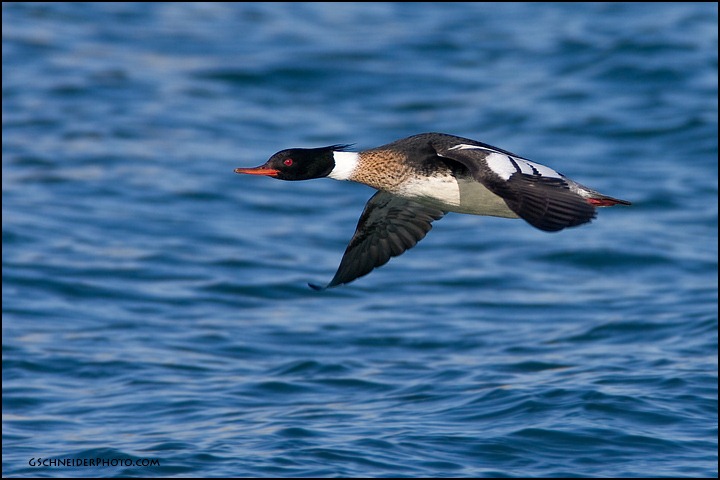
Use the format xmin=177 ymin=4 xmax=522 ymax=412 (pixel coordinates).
xmin=235 ymin=133 xmax=630 ymax=289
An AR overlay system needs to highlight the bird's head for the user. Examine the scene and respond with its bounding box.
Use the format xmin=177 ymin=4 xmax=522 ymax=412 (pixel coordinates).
xmin=235 ymin=145 xmax=353 ymax=181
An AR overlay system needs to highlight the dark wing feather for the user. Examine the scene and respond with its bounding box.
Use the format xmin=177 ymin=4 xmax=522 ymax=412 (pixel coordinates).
xmin=433 ymin=142 xmax=596 ymax=232
xmin=310 ymin=191 xmax=445 ymax=290
xmin=493 ymin=174 xmax=596 ymax=231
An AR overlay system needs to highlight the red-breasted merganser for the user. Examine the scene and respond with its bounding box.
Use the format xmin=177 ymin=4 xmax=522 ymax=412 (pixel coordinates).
xmin=235 ymin=133 xmax=630 ymax=290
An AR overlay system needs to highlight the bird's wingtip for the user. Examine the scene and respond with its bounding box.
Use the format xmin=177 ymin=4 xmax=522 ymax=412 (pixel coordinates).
xmin=308 ymin=282 xmax=327 ymax=291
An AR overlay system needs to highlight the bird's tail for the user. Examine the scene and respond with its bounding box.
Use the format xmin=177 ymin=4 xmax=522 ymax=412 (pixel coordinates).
xmin=586 ymin=194 xmax=632 ymax=207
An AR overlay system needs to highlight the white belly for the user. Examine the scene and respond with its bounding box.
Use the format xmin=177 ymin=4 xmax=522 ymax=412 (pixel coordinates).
xmin=396 ymin=176 xmax=518 ymax=218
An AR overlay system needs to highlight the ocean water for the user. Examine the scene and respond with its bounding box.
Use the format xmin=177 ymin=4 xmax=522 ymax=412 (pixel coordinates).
xmin=2 ymin=2 xmax=717 ymax=477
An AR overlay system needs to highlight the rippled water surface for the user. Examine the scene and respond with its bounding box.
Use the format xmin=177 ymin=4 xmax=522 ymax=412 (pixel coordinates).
xmin=3 ymin=3 xmax=717 ymax=477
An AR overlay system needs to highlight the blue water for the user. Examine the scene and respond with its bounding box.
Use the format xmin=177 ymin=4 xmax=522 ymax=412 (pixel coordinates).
xmin=3 ymin=2 xmax=717 ymax=477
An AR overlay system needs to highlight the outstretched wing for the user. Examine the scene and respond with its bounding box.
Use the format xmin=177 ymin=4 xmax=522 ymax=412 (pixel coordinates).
xmin=435 ymin=142 xmax=597 ymax=232
xmin=310 ymin=191 xmax=445 ymax=290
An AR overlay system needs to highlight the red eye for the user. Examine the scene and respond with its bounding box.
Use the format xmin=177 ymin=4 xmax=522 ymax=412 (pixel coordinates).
xmin=283 ymin=158 xmax=293 ymax=166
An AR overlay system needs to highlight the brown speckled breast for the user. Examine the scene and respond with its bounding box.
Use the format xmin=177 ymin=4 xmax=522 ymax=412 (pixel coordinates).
xmin=353 ymin=148 xmax=447 ymax=192
xmin=350 ymin=149 xmax=410 ymax=191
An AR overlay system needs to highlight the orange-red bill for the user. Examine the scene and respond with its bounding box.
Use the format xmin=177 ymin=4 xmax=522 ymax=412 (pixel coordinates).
xmin=234 ymin=166 xmax=280 ymax=177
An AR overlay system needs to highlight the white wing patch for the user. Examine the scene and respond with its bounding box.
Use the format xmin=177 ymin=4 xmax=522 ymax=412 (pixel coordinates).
xmin=448 ymin=143 xmax=496 ymax=152
xmin=485 ymin=153 xmax=518 ymax=181
xmin=522 ymin=159 xmax=563 ymax=179
xmin=447 ymin=144 xmax=563 ymax=181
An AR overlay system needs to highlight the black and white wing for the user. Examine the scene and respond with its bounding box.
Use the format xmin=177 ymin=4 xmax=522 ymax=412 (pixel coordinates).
xmin=435 ymin=142 xmax=597 ymax=232
xmin=310 ymin=191 xmax=445 ymax=290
